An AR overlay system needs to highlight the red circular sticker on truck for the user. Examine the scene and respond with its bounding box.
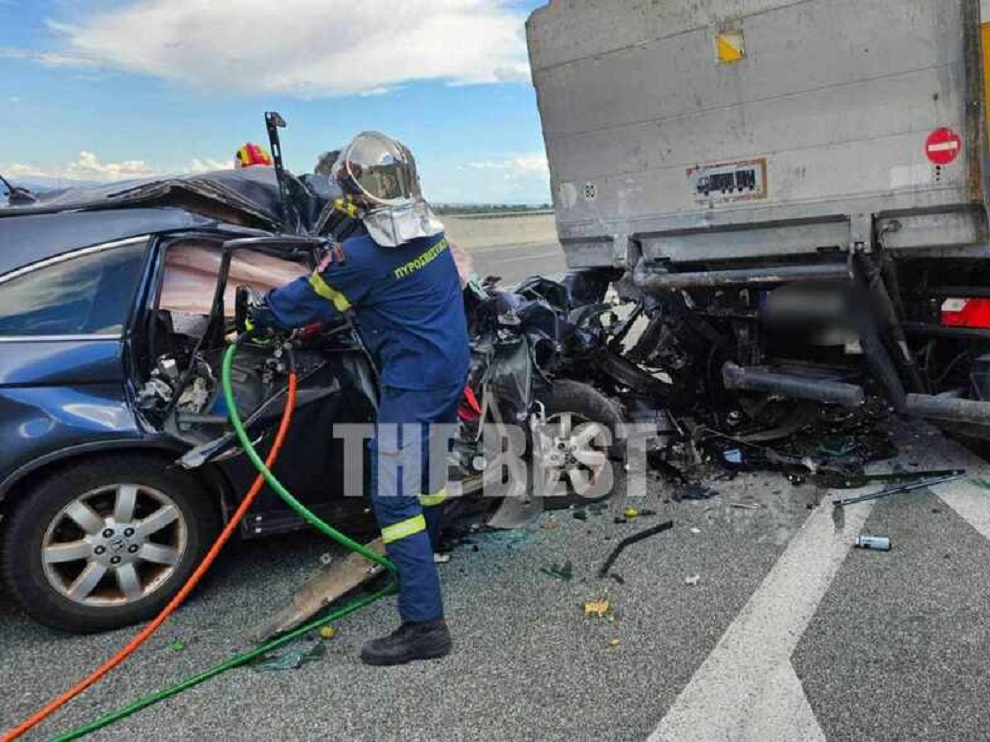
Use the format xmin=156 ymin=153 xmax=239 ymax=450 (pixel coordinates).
xmin=925 ymin=127 xmax=962 ymax=165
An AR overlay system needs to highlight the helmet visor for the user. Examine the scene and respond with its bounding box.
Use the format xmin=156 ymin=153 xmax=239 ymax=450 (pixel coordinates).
xmin=333 ymin=132 xmax=420 ymax=206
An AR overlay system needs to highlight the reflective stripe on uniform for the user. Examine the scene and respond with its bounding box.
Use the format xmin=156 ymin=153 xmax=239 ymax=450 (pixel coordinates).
xmin=418 ymin=488 xmax=448 ymax=508
xmin=381 ymin=514 xmax=427 ymax=544
xmin=334 ymin=197 xmax=359 ymax=218
xmin=309 ymin=270 xmax=351 ymax=312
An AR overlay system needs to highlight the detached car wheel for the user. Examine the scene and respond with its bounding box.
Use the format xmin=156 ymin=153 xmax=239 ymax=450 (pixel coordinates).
xmin=2 ymin=456 xmax=219 ymax=633
xmin=536 ymin=380 xmax=624 ymax=507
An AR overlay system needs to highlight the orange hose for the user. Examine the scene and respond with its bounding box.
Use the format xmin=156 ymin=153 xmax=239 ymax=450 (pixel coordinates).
xmin=3 ymin=372 xmax=298 ymax=742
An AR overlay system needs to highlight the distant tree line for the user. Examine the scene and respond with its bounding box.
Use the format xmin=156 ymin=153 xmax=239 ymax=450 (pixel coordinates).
xmin=434 ymin=203 xmax=552 ymax=215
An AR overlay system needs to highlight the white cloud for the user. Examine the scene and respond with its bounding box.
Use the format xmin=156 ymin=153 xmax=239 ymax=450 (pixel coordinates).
xmin=188 ymin=158 xmax=233 ymax=174
xmin=43 ymin=0 xmax=530 ymax=97
xmin=0 ymin=46 xmax=104 ymax=69
xmin=5 ymin=152 xmax=155 ymax=181
xmin=467 ymin=153 xmax=548 ymax=175
xmin=433 ymin=152 xmax=550 ymax=203
xmin=4 ymin=151 xmax=232 ymax=182
xmin=9 ymin=96 xmax=20 ymax=103
xmin=67 ymin=151 xmax=156 ymax=179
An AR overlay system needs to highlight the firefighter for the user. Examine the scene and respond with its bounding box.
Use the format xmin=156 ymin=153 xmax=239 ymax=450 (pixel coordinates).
xmin=250 ymin=132 xmax=468 ymax=665
xmin=234 ymin=142 xmax=273 ymax=168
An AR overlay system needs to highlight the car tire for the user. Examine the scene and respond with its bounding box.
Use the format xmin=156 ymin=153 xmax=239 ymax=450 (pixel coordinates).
xmin=1 ymin=455 xmax=219 ymax=633
xmin=536 ymin=380 xmax=625 ymax=508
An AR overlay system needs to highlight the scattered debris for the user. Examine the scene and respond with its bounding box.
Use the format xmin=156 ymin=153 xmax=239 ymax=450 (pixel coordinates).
xmin=170 ymin=639 xmax=184 ymax=653
xmin=689 ymin=527 xmax=701 ymax=534
xmin=701 ymin=403 xmax=899 ymax=485
xmin=854 ymin=535 xmax=891 ymax=551
xmin=434 ymin=552 xmax=451 ymax=564
xmin=319 ymin=553 xmax=334 ymax=566
xmin=584 ymin=599 xmax=610 ymax=617
xmin=541 ymin=560 xmax=574 ymax=581
xmin=607 ymin=638 xmax=621 ymax=648
xmin=598 ymin=520 xmax=674 ymax=577
xmin=728 ymin=502 xmax=760 ymax=510
xmin=256 ymin=638 xmax=325 ymax=672
xmin=787 ymin=474 xmax=806 ymax=486
xmin=675 ymin=483 xmax=718 ymax=501
xmin=833 ymin=472 xmax=965 ymax=507
xmin=319 ymin=625 xmax=337 ymax=640
xmin=541 ymin=518 xmax=557 ymax=530
xmin=817 ymin=438 xmax=860 ymax=457
xmin=622 ymin=507 xmax=658 ymax=519
xmin=249 ymin=537 xmax=386 ymax=644
xmin=684 ymin=574 xmax=701 ymax=587
xmin=573 ymin=510 xmax=588 ymax=521
xmin=613 ymin=517 xmax=628 ymax=525
xmin=647 ymin=451 xmax=690 ymax=484
xmin=723 ymin=448 xmax=744 ymax=466
xmin=608 ymin=573 xmax=626 ymax=585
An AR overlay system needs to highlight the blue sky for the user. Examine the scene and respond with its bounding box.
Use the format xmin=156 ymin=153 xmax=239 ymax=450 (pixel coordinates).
xmin=0 ymin=0 xmax=551 ymax=203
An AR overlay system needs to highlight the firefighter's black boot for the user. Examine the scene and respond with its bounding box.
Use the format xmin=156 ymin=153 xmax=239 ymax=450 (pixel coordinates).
xmin=360 ymin=618 xmax=452 ymax=666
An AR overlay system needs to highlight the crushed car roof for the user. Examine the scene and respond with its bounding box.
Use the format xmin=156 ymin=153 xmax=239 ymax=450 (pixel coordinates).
xmin=0 ymin=168 xmax=308 ymax=232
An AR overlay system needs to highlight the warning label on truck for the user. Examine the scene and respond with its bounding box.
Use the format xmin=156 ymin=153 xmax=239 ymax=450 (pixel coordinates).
xmin=714 ymin=30 xmax=745 ymax=64
xmin=925 ymin=128 xmax=961 ymax=166
xmin=688 ymin=158 xmax=767 ymax=203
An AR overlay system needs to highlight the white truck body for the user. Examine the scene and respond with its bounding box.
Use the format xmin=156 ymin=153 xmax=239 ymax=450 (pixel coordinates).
xmin=527 ymin=0 xmax=988 ymax=270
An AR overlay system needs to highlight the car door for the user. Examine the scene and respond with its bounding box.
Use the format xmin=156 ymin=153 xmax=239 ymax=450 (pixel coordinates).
xmin=148 ymin=237 xmax=378 ymax=537
xmin=0 ymin=236 xmax=153 ymax=485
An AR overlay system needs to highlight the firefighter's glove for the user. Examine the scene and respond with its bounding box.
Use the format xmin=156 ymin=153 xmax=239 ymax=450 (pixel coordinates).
xmin=236 ymin=286 xmax=280 ymax=344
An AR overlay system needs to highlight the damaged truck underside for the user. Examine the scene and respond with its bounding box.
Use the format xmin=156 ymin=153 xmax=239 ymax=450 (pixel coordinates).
xmin=528 ymin=0 xmax=990 ymax=438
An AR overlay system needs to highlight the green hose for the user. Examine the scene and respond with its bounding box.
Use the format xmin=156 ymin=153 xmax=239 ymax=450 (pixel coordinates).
xmin=51 ymin=341 xmax=396 ymax=741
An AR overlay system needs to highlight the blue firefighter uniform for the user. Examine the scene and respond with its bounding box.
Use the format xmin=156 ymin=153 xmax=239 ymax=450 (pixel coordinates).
xmin=265 ymin=228 xmax=469 ymax=623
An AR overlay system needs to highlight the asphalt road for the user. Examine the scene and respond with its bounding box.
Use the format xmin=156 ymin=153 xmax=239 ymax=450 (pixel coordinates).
xmin=0 ymin=465 xmax=811 ymax=741
xmin=467 ymin=240 xmax=568 ymax=286
xmin=2 ymin=240 xmax=990 ymax=740
xmin=3 ymin=423 xmax=989 ymax=741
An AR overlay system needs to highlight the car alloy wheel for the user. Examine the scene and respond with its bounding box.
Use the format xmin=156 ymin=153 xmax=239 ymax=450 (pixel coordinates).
xmin=535 ymin=410 xmax=611 ymax=498
xmin=41 ymin=483 xmax=188 ymax=607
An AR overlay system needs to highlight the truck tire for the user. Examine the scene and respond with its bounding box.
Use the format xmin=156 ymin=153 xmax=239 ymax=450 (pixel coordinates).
xmin=1 ymin=455 xmax=219 ymax=633
xmin=536 ymin=380 xmax=625 ymax=507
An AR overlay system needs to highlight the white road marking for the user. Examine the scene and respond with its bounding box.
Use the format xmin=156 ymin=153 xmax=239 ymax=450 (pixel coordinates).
xmin=913 ymin=432 xmax=990 ymax=542
xmin=939 ymin=479 xmax=990 ymax=541
xmin=746 ymin=662 xmax=826 ymax=742
xmin=650 ymin=498 xmax=875 ymax=741
xmin=652 ymin=424 xmax=990 ymax=741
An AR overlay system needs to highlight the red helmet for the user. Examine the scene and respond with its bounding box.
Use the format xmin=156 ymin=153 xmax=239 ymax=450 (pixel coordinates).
xmin=234 ymin=143 xmax=273 ymax=169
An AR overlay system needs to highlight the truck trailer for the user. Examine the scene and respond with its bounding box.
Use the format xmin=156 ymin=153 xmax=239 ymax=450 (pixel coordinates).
xmin=527 ymin=0 xmax=990 ymax=433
